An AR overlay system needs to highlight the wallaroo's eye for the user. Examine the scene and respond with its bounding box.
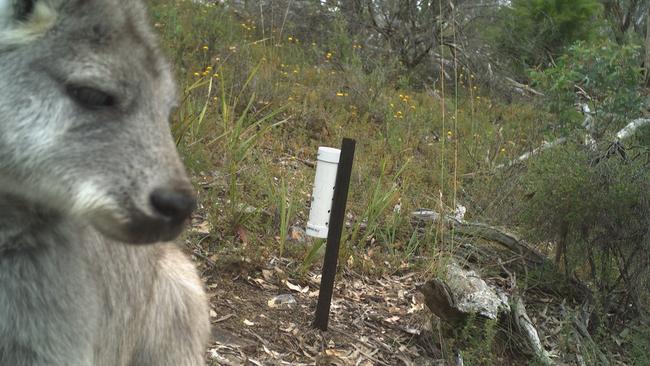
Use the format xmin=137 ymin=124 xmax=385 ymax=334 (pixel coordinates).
xmin=66 ymin=86 xmax=117 ymax=109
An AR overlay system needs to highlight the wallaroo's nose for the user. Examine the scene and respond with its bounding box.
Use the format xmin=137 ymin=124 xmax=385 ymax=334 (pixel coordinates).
xmin=149 ymin=186 xmax=196 ymax=222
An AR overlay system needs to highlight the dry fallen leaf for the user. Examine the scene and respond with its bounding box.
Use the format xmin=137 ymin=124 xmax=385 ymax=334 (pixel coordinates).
xmin=285 ymin=280 xmax=309 ymax=293
xmin=384 ymin=316 xmax=400 ymax=323
xmin=192 ymin=220 xmax=211 ymax=234
xmin=261 ymin=269 xmax=274 ymax=281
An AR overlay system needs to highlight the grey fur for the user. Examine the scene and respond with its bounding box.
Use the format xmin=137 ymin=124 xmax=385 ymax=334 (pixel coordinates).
xmin=0 ymin=0 xmax=210 ymax=364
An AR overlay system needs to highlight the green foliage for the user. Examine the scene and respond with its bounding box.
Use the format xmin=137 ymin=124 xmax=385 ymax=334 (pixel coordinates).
xmin=494 ymin=0 xmax=602 ymax=72
xmin=520 ymin=144 xmax=595 ymax=236
xmin=346 ymin=158 xmax=408 ymax=252
xmin=267 ymin=175 xmax=296 ymax=256
xmin=520 ymin=19 xmax=649 ymax=330
xmin=454 ymin=316 xmax=499 ymax=365
xmin=530 ymin=40 xmax=643 ymax=132
xmin=626 ymin=324 xmax=650 ymax=365
xmin=215 ymin=74 xmax=287 ymax=232
xmin=520 ymin=142 xmax=650 ymax=313
xmin=521 ymin=261 xmax=573 ymax=297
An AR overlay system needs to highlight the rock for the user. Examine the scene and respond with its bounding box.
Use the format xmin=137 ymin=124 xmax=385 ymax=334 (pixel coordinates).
xmin=267 ymin=294 xmax=297 ymax=309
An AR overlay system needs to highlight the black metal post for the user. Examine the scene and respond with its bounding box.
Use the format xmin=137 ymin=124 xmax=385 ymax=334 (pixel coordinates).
xmin=313 ymin=138 xmax=356 ymax=331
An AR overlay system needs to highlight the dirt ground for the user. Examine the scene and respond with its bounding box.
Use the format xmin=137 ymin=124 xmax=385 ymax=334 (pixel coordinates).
xmin=191 ymin=243 xmax=444 ymax=366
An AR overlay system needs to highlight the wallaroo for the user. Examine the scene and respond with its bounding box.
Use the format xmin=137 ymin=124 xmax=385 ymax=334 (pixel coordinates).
xmin=0 ymin=0 xmax=210 ymax=364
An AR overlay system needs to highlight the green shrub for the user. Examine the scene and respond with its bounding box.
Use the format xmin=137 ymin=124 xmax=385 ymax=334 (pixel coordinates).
xmin=520 ymin=142 xmax=650 ymax=315
xmin=493 ymin=0 xmax=601 ymax=72
xmin=627 ymin=324 xmax=650 ymax=365
xmin=530 ymin=40 xmax=643 ymax=134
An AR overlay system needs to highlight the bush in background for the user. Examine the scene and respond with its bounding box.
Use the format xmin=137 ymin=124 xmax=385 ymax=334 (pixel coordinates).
xmin=530 ymin=39 xmax=643 ymax=135
xmin=493 ymin=0 xmax=602 ymax=76
xmin=520 ymin=142 xmax=650 ymax=318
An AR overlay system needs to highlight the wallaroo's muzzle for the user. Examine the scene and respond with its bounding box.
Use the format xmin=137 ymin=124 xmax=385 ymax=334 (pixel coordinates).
xmin=94 ymin=182 xmax=197 ymax=245
xmin=150 ymin=186 xmax=196 ymax=223
xmin=126 ymin=183 xmax=197 ymax=244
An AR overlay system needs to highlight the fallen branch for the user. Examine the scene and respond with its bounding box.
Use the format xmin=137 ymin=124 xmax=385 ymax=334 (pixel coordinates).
xmin=559 ymin=303 xmax=610 ymax=366
xmin=420 ymin=261 xmax=510 ymax=325
xmin=411 ymin=209 xmax=547 ymax=264
xmin=615 ymin=118 xmax=650 ymax=141
xmin=461 ymin=137 xmax=567 ymax=178
xmin=413 ymin=209 xmax=594 ymax=302
xmin=512 ymin=296 xmax=553 ymax=365
xmin=505 ymin=77 xmax=544 ymax=97
xmin=419 ymin=262 xmax=553 ymax=365
xmin=507 ymin=117 xmax=648 ymax=166
xmin=464 ymin=117 xmax=649 ymax=179
xmin=419 ymin=279 xmax=467 ymax=326
xmin=494 ymin=137 xmax=567 ymax=171
xmin=572 ymin=318 xmax=609 ymax=366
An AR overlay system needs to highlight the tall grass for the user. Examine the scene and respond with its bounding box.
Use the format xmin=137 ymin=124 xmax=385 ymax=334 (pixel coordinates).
xmin=150 ymin=0 xmax=551 ymax=264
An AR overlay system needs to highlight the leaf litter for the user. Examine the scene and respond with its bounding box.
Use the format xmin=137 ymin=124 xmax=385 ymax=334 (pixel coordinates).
xmin=196 ymin=253 xmax=441 ymax=365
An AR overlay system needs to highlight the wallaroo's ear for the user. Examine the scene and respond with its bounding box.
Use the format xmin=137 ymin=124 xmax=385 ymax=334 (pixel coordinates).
xmin=0 ymin=0 xmax=57 ymax=44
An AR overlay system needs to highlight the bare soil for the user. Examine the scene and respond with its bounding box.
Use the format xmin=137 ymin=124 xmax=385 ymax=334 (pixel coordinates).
xmin=192 ymin=246 xmax=443 ymax=365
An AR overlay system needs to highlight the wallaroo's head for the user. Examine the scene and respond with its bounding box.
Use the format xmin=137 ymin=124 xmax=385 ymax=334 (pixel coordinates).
xmin=0 ymin=0 xmax=195 ymax=244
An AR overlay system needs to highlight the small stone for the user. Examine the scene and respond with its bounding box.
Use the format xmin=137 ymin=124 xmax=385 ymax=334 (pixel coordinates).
xmin=267 ymin=294 xmax=297 ymax=309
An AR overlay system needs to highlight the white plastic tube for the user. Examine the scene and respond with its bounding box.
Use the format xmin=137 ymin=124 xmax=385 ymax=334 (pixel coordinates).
xmin=306 ymin=147 xmax=341 ymax=238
